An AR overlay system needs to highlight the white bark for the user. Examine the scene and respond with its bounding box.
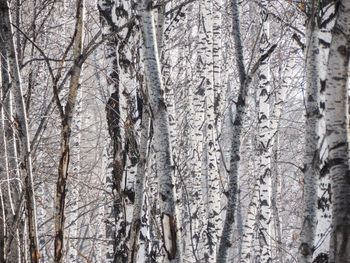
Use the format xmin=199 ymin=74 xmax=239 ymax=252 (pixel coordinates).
xmin=257 ymin=5 xmax=272 ymax=262
xmin=205 ymin=0 xmax=222 ymax=259
xmin=138 ymin=1 xmax=183 ymax=261
xmin=99 ymin=0 xmax=142 ymax=259
xmin=67 ymin=72 xmax=83 ymax=263
xmin=315 ymin=2 xmax=334 ymax=259
xmin=299 ymin=4 xmax=320 ymax=261
xmin=324 ymin=1 xmax=350 ymax=262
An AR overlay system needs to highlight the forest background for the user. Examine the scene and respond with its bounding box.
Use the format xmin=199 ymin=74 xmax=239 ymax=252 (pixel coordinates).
xmin=0 ymin=0 xmax=349 ymax=262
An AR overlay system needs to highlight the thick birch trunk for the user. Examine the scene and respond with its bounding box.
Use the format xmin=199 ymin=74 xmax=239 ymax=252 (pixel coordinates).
xmin=138 ymin=1 xmax=183 ymax=261
xmin=299 ymin=4 xmax=320 ymax=261
xmin=99 ymin=0 xmax=141 ymax=260
xmin=315 ymin=2 xmax=334 ymax=259
xmin=67 ymin=76 xmax=83 ymax=262
xmin=240 ymin=154 xmax=259 ymax=263
xmin=0 ymin=1 xmax=39 ymax=261
xmin=324 ymin=1 xmax=350 ymax=262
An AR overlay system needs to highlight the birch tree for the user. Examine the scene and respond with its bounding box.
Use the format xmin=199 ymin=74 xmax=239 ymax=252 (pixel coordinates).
xmin=298 ymin=1 xmax=320 ymax=262
xmin=98 ymin=0 xmax=142 ymax=260
xmin=256 ymin=2 xmax=273 ymax=262
xmin=137 ymin=0 xmax=183 ymax=261
xmin=324 ymin=0 xmax=350 ymax=262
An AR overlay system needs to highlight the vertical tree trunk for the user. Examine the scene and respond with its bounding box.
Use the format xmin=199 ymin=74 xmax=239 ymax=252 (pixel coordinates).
xmin=217 ymin=0 xmax=247 ymax=261
xmin=98 ymin=0 xmax=141 ymax=261
xmin=299 ymin=2 xmax=320 ymax=262
xmin=324 ymin=1 xmax=350 ymax=262
xmin=138 ymin=0 xmax=183 ymax=261
xmin=315 ymin=1 xmax=334 ymax=259
xmin=128 ymin=99 xmax=150 ymax=263
xmin=54 ymin=0 xmax=84 ymax=261
xmin=269 ymin=49 xmax=290 ymax=263
xmin=257 ymin=3 xmax=272 ymax=262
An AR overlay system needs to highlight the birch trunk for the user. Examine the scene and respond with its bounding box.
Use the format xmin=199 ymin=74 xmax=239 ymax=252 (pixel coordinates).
xmin=257 ymin=5 xmax=272 ymax=262
xmin=315 ymin=2 xmax=334 ymax=259
xmin=99 ymin=0 xmax=141 ymax=260
xmin=299 ymin=2 xmax=320 ymax=261
xmin=0 ymin=87 xmax=9 ymax=263
xmin=128 ymin=98 xmax=150 ymax=262
xmin=217 ymin=0 xmax=247 ymax=260
xmin=0 ymin=1 xmax=39 ymax=261
xmin=138 ymin=1 xmax=183 ymax=261
xmin=269 ymin=49 xmax=290 ymax=263
xmin=67 ymin=75 xmax=83 ymax=262
xmin=206 ymin=0 xmax=222 ymax=259
xmin=324 ymin=1 xmax=350 ymax=262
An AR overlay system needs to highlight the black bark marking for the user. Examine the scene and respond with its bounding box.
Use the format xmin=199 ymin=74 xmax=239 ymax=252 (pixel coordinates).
xmin=312 ymin=253 xmax=328 ymax=263
xmin=320 ymin=79 xmax=326 ymax=93
xmin=299 ymin=242 xmax=313 ymax=257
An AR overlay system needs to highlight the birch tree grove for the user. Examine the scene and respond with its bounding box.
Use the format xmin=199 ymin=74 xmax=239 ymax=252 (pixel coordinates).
xmin=2 ymin=0 xmax=350 ymax=262
xmin=0 ymin=1 xmax=39 ymax=262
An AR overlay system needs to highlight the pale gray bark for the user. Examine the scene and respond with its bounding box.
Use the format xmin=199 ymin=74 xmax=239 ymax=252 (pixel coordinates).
xmin=129 ymin=101 xmax=150 ymax=263
xmin=324 ymin=1 xmax=350 ymax=262
xmin=299 ymin=2 xmax=320 ymax=262
xmin=256 ymin=4 xmax=272 ymax=262
xmin=138 ymin=0 xmax=183 ymax=261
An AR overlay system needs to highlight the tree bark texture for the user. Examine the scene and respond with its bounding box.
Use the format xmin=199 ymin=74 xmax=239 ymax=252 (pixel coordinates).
xmin=325 ymin=1 xmax=350 ymax=262
xmin=99 ymin=0 xmax=142 ymax=261
xmin=257 ymin=3 xmax=273 ymax=262
xmin=299 ymin=2 xmax=320 ymax=262
xmin=138 ymin=0 xmax=183 ymax=261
